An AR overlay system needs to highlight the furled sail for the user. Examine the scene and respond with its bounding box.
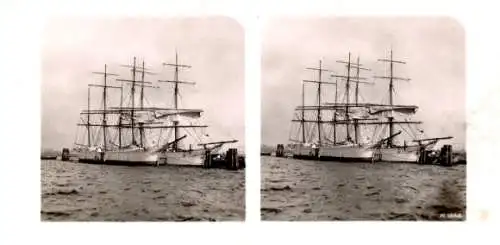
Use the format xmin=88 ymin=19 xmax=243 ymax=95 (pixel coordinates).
xmin=154 ymin=109 xmax=202 ymax=120
xmin=368 ymin=106 xmax=417 ymax=116
xmin=120 ymin=111 xmax=155 ymax=123
xmin=348 ymin=107 xmax=371 ymax=119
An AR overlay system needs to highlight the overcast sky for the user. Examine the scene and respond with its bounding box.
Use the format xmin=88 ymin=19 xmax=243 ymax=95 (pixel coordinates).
xmin=261 ymin=17 xmax=465 ymax=150
xmin=41 ymin=17 xmax=244 ymax=150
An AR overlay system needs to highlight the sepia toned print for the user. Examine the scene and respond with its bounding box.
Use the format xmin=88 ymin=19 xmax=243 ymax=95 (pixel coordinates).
xmin=261 ymin=17 xmax=466 ymax=221
xmin=41 ymin=17 xmax=245 ymax=221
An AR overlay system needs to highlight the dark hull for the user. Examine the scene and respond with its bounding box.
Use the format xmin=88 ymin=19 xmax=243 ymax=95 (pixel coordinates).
xmin=292 ymin=154 xmax=373 ymax=162
xmin=319 ymin=156 xmax=374 ymax=162
xmin=41 ymin=156 xmax=58 ymax=160
xmin=292 ymin=155 xmax=319 ymax=160
xmin=78 ymin=158 xmax=164 ymax=167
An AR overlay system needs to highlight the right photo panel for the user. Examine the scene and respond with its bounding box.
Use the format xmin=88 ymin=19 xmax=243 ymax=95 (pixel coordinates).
xmin=261 ymin=17 xmax=466 ymax=221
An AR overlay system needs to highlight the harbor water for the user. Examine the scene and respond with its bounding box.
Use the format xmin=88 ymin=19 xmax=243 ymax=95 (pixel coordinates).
xmin=41 ymin=160 xmax=245 ymax=221
xmin=261 ymin=156 xmax=466 ymax=221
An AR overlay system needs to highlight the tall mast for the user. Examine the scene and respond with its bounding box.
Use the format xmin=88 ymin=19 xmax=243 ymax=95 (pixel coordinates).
xmin=103 ymin=65 xmax=107 ymax=150
xmin=332 ymin=52 xmax=371 ymax=143
xmin=159 ymin=50 xmax=194 ymax=151
xmin=87 ymin=87 xmax=91 ymax=147
xmin=118 ymin=83 xmax=123 ymax=148
xmin=388 ymin=51 xmax=394 ymax=147
xmin=375 ymin=48 xmax=410 ymax=147
xmin=317 ymin=60 xmax=322 ymax=145
xmin=131 ymin=58 xmax=136 ymax=145
xmin=117 ymin=57 xmax=139 ymax=146
xmin=141 ymin=61 xmax=145 ymax=109
xmin=301 ymin=80 xmax=306 ymax=143
xmin=345 ymin=53 xmax=351 ymax=141
xmin=140 ymin=60 xmax=145 ymax=148
xmin=333 ymin=78 xmax=338 ymax=144
xmin=174 ymin=52 xmax=179 ymax=109
xmin=304 ymin=60 xmax=335 ymax=145
xmin=89 ymin=65 xmax=119 ymax=150
xmin=355 ymin=57 xmax=360 ymax=106
xmin=353 ymin=56 xmax=371 ymax=144
xmin=118 ymin=59 xmax=158 ymax=148
xmin=173 ymin=52 xmax=179 ymax=149
xmin=354 ymin=56 xmax=359 ymax=144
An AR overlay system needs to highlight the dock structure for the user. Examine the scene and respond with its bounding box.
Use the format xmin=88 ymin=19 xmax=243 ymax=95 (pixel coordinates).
xmin=203 ymin=148 xmax=245 ymax=170
xmin=276 ymin=144 xmax=284 ymax=157
xmin=416 ymin=144 xmax=456 ymax=166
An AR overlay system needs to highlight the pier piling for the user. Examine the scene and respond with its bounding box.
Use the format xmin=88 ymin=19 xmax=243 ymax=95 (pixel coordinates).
xmin=276 ymin=144 xmax=284 ymax=157
xmin=440 ymin=145 xmax=452 ymax=166
xmin=61 ymin=148 xmax=70 ymax=161
xmin=203 ymin=150 xmax=212 ymax=168
xmin=226 ymin=148 xmax=238 ymax=170
xmin=203 ymin=148 xmax=244 ymax=170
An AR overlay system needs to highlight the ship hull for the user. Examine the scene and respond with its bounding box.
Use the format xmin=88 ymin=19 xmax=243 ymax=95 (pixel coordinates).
xmin=291 ymin=144 xmax=376 ymax=162
xmin=291 ymin=145 xmax=319 ymax=160
xmin=377 ymin=145 xmax=421 ymax=163
xmin=158 ymin=150 xmax=206 ymax=167
xmin=319 ymin=145 xmax=376 ymax=162
xmin=75 ymin=150 xmax=161 ymax=166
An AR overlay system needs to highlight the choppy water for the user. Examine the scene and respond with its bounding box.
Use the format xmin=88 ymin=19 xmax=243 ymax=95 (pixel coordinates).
xmin=261 ymin=156 xmax=466 ymax=221
xmin=41 ymin=160 xmax=245 ymax=221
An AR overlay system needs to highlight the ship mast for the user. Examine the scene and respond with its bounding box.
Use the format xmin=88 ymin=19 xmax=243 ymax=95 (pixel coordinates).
xmin=118 ymin=83 xmax=123 ymax=148
xmin=301 ymin=80 xmax=306 ymax=143
xmin=89 ymin=64 xmax=119 ymax=150
xmin=333 ymin=78 xmax=338 ymax=144
xmin=87 ymin=87 xmax=91 ymax=147
xmin=353 ymin=56 xmax=371 ymax=144
xmin=129 ymin=58 xmax=137 ymax=145
xmin=303 ymin=60 xmax=335 ymax=145
xmin=332 ymin=52 xmax=371 ymax=143
xmin=117 ymin=57 xmax=155 ymax=147
xmin=159 ymin=50 xmax=194 ymax=151
xmin=135 ymin=60 xmax=158 ymax=148
xmin=374 ymin=48 xmax=410 ymax=147
xmin=139 ymin=61 xmax=146 ymax=148
xmin=340 ymin=53 xmax=352 ymax=141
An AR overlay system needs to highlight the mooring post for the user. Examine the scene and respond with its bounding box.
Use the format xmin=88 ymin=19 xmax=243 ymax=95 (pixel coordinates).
xmin=225 ymin=148 xmax=238 ymax=170
xmin=276 ymin=144 xmax=284 ymax=157
xmin=61 ymin=148 xmax=70 ymax=161
xmin=232 ymin=148 xmax=237 ymax=169
xmin=418 ymin=146 xmax=426 ymax=164
xmin=204 ymin=150 xmax=212 ymax=168
xmin=440 ymin=144 xmax=452 ymax=166
xmin=238 ymin=155 xmax=245 ymax=169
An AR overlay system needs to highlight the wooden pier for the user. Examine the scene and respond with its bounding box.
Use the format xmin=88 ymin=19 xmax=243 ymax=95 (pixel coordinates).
xmin=204 ymin=148 xmax=245 ymax=170
xmin=418 ymin=144 xmax=459 ymax=166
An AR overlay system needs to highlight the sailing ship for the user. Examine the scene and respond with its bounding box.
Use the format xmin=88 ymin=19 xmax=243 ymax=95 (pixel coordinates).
xmin=289 ymin=54 xmax=378 ymax=161
xmin=288 ymin=49 xmax=452 ymax=163
xmin=369 ymin=49 xmax=452 ymax=162
xmin=72 ymin=53 xmax=238 ymax=166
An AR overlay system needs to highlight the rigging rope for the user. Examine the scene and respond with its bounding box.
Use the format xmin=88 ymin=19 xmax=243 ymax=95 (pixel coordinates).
xmin=400 ymin=123 xmax=413 ymax=142
xmin=185 ymin=128 xmax=200 ymax=146
xmin=156 ymin=128 xmax=163 ymax=148
xmin=294 ymin=123 xmax=301 ymax=142
xmin=73 ymin=126 xmax=80 ymax=147
xmin=407 ymin=123 xmax=418 ymax=139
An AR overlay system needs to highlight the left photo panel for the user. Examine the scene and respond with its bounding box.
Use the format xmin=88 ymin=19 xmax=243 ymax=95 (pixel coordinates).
xmin=41 ymin=17 xmax=245 ymax=221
